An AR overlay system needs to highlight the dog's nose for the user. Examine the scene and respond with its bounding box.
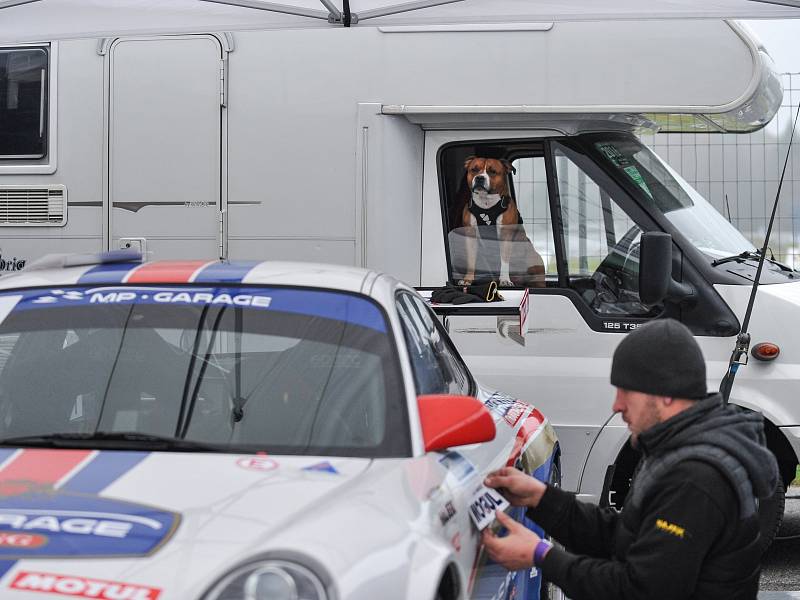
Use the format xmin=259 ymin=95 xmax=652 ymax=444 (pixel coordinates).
xmin=473 ymin=175 xmax=488 ymax=191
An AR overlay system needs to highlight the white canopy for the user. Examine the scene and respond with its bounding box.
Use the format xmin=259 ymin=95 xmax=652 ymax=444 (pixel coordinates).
xmin=2 ymin=0 xmax=800 ymax=44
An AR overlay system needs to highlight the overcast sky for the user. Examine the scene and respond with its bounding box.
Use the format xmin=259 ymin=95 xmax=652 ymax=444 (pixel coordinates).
xmin=745 ymin=19 xmax=800 ymax=72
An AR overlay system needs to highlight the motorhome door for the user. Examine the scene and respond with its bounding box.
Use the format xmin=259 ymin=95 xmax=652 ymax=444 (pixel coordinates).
xmin=106 ymin=35 xmax=226 ymax=259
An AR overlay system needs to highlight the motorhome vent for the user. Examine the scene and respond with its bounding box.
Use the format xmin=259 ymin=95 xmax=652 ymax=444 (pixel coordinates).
xmin=0 ymin=185 xmax=67 ymax=226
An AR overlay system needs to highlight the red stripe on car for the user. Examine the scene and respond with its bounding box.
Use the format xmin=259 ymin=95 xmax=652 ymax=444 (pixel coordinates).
xmin=124 ymin=260 xmax=214 ymax=283
xmin=0 ymin=449 xmax=93 ymax=495
xmin=506 ymin=408 xmax=545 ymax=467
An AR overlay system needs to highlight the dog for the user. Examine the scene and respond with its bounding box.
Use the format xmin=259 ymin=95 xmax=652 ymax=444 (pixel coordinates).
xmin=458 ymin=156 xmax=543 ymax=287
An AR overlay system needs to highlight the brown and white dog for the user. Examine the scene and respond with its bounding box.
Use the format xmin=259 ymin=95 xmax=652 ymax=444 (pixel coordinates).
xmin=459 ymin=157 xmax=522 ymax=286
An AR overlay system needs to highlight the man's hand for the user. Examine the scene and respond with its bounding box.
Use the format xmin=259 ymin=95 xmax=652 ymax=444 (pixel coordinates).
xmin=484 ymin=466 xmax=547 ymax=508
xmin=481 ymin=510 xmax=543 ymax=571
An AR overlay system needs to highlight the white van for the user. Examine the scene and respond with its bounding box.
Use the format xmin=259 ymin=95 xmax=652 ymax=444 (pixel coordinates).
xmin=0 ymin=9 xmax=796 ymax=508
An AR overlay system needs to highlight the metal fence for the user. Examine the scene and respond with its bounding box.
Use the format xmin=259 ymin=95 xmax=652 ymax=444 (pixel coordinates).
xmin=641 ymin=73 xmax=800 ymax=268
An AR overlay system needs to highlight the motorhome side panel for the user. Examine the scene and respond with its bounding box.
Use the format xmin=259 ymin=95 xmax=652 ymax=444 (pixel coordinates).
xmin=0 ymin=39 xmax=104 ymax=269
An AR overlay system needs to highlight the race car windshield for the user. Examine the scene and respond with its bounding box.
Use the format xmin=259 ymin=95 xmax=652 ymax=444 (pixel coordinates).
xmin=0 ymin=286 xmax=409 ymax=458
xmin=591 ymin=137 xmax=756 ymax=260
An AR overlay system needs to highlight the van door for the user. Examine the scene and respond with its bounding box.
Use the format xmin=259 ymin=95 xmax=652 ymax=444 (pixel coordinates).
xmin=106 ymin=35 xmax=226 ymax=259
xmin=420 ymin=131 xmax=663 ymax=503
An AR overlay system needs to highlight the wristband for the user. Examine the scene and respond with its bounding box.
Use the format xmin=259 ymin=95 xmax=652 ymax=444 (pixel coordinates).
xmin=533 ymin=539 xmax=554 ymax=567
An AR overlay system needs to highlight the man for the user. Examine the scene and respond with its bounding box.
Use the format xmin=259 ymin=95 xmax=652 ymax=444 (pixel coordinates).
xmin=482 ymin=318 xmax=780 ymax=600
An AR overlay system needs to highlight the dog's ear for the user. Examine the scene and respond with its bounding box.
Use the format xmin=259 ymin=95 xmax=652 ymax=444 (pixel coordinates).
xmin=501 ymin=159 xmax=517 ymax=175
xmin=464 ymin=156 xmax=477 ymax=170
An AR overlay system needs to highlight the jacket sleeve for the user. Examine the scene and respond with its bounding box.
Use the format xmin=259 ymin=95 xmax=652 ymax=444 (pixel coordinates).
xmin=526 ymin=485 xmax=620 ymax=558
xmin=539 ymin=475 xmax=728 ymax=600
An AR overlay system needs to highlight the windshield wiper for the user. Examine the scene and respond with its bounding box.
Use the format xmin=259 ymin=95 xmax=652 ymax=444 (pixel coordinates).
xmin=0 ymin=431 xmax=231 ymax=452
xmin=711 ymin=250 xmax=792 ymax=271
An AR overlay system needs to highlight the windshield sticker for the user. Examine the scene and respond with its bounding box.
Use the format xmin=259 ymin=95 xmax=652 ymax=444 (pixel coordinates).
xmin=9 ymin=571 xmax=161 ymax=600
xmin=622 ymin=165 xmax=653 ymax=199
xmin=596 ymin=143 xmax=653 ymax=198
xmin=1 ymin=285 xmax=387 ymax=333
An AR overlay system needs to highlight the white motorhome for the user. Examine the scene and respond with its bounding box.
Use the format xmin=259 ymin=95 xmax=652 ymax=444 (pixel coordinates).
xmin=0 ymin=2 xmax=798 ymax=509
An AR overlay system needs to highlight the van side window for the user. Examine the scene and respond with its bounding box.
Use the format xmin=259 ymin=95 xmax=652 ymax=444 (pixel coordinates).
xmin=0 ymin=47 xmax=48 ymax=159
xmin=396 ymin=292 xmax=471 ymax=396
xmin=553 ymin=147 xmax=655 ymax=316
xmin=440 ymin=145 xmax=549 ymax=288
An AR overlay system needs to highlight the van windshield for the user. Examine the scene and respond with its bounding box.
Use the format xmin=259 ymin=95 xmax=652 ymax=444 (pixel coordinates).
xmin=0 ymin=285 xmax=408 ymax=458
xmin=591 ymin=137 xmax=756 ymax=260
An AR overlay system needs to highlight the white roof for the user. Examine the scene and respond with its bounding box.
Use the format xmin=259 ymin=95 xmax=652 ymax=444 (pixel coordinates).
xmin=1 ymin=0 xmax=800 ymax=44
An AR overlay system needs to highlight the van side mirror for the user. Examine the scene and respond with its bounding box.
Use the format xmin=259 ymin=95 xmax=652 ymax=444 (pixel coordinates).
xmin=417 ymin=394 xmax=496 ymax=452
xmin=638 ymin=232 xmax=694 ymax=305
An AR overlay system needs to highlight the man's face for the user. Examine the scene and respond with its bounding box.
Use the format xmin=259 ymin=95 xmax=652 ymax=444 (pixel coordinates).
xmin=612 ymin=388 xmax=663 ymax=443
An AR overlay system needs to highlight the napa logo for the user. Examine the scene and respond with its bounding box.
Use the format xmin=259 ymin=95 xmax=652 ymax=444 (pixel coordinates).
xmin=0 ymin=489 xmax=179 ymax=558
xmin=655 ymin=518 xmax=686 ymax=539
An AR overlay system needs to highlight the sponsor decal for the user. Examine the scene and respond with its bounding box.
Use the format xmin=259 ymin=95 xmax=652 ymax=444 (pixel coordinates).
xmin=0 ymin=494 xmax=178 ymax=558
xmin=302 ymin=461 xmax=338 ymax=475
xmin=655 ymin=518 xmax=686 ymax=539
xmin=484 ymin=393 xmax=530 ymax=428
xmin=10 ymin=571 xmax=161 ymax=599
xmin=0 ymin=532 xmax=47 ymax=548
xmin=468 ymin=485 xmax=509 ymax=531
xmin=0 ymin=254 xmax=25 ymax=273
xmin=518 ymin=288 xmax=529 ymax=337
xmin=438 ymin=501 xmax=456 ymax=526
xmin=0 ymin=450 xmax=177 ymax=559
xmin=438 ymin=451 xmax=476 ymax=482
xmin=28 ymin=288 xmax=272 ymax=309
xmin=3 ymin=286 xmax=388 ymax=333
xmin=236 ymin=457 xmax=278 ymax=472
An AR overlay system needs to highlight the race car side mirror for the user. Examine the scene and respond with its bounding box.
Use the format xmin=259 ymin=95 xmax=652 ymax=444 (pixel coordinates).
xmin=418 ymin=394 xmax=496 ymax=452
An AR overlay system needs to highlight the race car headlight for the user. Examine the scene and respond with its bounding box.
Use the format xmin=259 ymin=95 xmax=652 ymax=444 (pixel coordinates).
xmin=204 ymin=560 xmax=328 ymax=600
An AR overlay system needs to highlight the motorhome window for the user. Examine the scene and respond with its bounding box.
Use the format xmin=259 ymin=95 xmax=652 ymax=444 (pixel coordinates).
xmin=591 ymin=137 xmax=755 ymax=260
xmin=439 ymin=144 xmax=551 ymax=288
xmin=0 ymin=47 xmax=48 ymax=159
xmin=553 ymin=147 xmax=658 ymax=317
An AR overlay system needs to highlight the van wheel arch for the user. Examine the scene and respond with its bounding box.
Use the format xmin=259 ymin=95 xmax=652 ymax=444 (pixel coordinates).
xmin=763 ymin=418 xmax=798 ymax=489
xmin=605 ymin=417 xmax=796 ymax=510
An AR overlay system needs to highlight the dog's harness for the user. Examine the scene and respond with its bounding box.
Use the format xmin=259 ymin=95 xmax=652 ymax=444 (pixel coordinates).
xmin=468 ymin=196 xmax=511 ymax=226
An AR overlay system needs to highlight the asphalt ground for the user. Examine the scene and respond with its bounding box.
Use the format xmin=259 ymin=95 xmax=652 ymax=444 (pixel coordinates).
xmin=760 ymin=485 xmax=800 ymax=595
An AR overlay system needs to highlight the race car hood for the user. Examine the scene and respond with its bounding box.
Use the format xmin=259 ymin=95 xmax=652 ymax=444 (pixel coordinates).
xmin=0 ymin=448 xmax=371 ymax=598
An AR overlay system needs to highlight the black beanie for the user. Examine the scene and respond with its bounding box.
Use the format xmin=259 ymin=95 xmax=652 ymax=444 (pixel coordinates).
xmin=610 ymin=318 xmax=707 ymax=399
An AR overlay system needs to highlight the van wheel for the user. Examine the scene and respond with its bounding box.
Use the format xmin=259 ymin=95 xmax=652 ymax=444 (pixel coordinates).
xmin=541 ymin=461 xmax=566 ymax=600
xmin=759 ymin=475 xmax=786 ymax=554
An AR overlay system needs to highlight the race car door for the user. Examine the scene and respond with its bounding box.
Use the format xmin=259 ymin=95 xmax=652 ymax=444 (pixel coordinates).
xmin=106 ymin=35 xmax=227 ymax=260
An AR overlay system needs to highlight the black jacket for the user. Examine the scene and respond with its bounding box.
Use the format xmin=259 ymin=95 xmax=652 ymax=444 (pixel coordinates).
xmin=530 ymin=394 xmax=779 ymax=600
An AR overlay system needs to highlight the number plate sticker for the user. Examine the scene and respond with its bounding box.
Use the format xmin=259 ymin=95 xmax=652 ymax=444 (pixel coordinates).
xmin=468 ymin=484 xmax=510 ymax=531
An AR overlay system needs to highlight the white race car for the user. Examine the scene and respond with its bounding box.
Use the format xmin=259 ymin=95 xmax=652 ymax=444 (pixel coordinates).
xmin=0 ymin=253 xmax=559 ymax=600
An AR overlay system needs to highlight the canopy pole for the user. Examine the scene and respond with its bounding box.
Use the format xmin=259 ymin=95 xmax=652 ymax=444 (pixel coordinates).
xmin=198 ymin=0 xmax=331 ymax=20
xmin=356 ymin=0 xmax=466 ymax=21
xmin=749 ymin=0 xmax=800 ymax=8
xmin=318 ymin=0 xmax=343 ymax=22
xmin=0 ymin=0 xmax=42 ymax=9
